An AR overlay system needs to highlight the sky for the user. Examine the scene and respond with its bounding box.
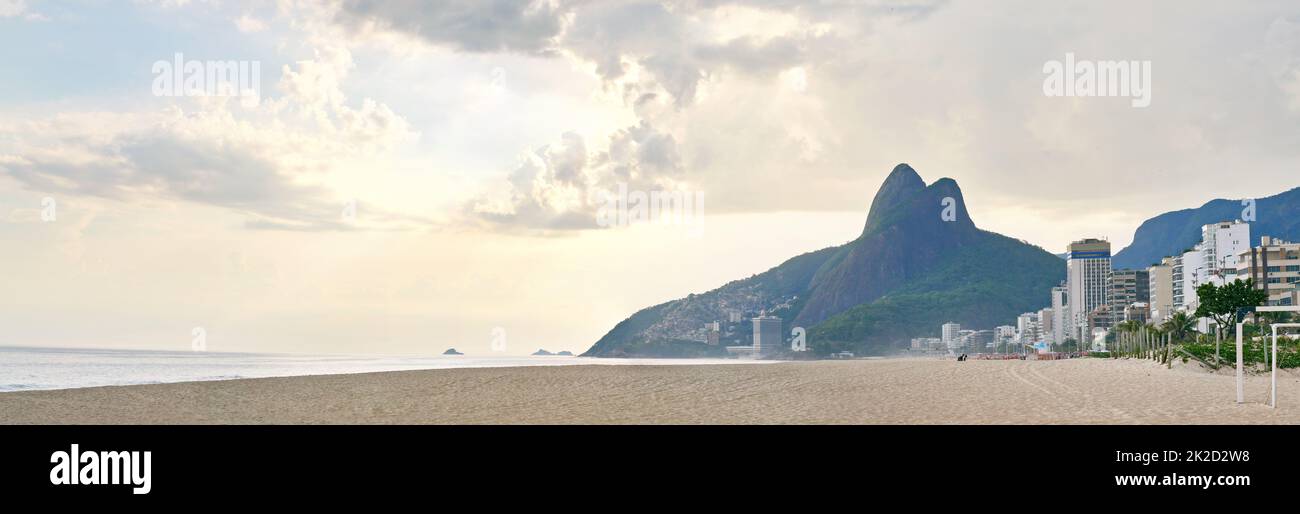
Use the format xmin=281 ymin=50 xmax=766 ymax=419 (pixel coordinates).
xmin=2 ymin=0 xmax=1300 ymax=355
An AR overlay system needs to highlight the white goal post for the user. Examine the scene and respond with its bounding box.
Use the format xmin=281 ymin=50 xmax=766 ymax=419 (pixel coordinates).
xmin=1237 ymin=306 xmax=1300 ymax=408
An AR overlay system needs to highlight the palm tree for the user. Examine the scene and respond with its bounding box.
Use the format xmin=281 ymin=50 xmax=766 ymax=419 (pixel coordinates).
xmin=1163 ymin=312 xmax=1197 ymax=343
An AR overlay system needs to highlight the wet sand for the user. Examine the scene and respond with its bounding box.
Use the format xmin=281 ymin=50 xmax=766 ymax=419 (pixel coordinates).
xmin=2 ymin=358 xmax=1298 ymax=424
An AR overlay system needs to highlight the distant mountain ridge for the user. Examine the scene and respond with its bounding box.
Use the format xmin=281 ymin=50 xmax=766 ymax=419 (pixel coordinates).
xmin=582 ymin=164 xmax=1064 ymax=357
xmin=1112 ymin=186 xmax=1300 ymax=270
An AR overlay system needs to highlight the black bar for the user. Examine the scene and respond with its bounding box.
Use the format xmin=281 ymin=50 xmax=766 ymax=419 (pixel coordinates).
xmin=0 ymin=425 xmax=1290 ymax=505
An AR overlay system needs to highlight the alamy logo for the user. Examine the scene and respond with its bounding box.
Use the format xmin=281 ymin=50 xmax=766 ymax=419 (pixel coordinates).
xmin=1043 ymin=53 xmax=1151 ymax=108
xmin=40 ymin=196 xmax=56 ymax=222
xmin=594 ymin=183 xmax=704 ymax=228
xmin=490 ymin=326 xmax=507 ymax=352
xmin=152 ymin=53 xmax=261 ymax=105
xmin=790 ymin=327 xmax=807 ymax=352
xmin=50 ymin=444 xmax=152 ymax=495
xmin=191 ymin=326 xmax=207 ymax=352
xmin=940 ymin=197 xmax=958 ymax=222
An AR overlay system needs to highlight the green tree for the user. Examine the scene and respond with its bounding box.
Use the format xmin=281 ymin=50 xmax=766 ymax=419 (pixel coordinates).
xmin=1194 ymin=279 xmax=1270 ymax=362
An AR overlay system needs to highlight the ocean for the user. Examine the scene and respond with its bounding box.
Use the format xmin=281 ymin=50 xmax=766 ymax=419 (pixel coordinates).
xmin=0 ymin=346 xmax=767 ymax=392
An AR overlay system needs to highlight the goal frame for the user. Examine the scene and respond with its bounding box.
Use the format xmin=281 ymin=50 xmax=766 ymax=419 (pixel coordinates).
xmin=1237 ymin=306 xmax=1300 ymax=408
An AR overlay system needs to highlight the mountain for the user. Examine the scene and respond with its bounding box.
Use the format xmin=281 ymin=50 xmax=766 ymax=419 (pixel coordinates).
xmin=1112 ymin=186 xmax=1300 ymax=270
xmin=582 ymin=164 xmax=1065 ymax=358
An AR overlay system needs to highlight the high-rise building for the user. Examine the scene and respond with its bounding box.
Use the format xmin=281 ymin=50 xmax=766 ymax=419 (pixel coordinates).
xmin=1050 ymin=284 xmax=1068 ymax=343
xmin=1068 ymin=238 xmax=1112 ymax=341
xmin=942 ymin=322 xmax=961 ymax=351
xmin=1172 ymin=253 xmax=1188 ymax=311
xmin=1166 ymin=221 xmax=1251 ymax=316
xmin=752 ymin=315 xmax=783 ymax=355
xmin=1179 ymin=247 xmax=1205 ymax=313
xmin=1124 ymin=302 xmax=1150 ymax=324
xmin=1038 ymin=308 xmax=1055 ymax=345
xmin=1200 ymin=221 xmax=1250 ymax=285
xmin=966 ymin=330 xmax=994 ymax=352
xmin=1108 ymin=269 xmax=1149 ymax=324
xmin=1016 ymin=312 xmax=1040 ymax=344
xmin=1148 ymin=256 xmax=1175 ymax=323
xmin=995 ymin=325 xmax=1016 ymax=343
xmin=1236 ymin=236 xmax=1300 ymax=307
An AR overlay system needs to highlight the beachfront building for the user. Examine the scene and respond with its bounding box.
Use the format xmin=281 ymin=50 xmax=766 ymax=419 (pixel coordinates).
xmin=910 ymin=337 xmax=944 ymax=352
xmin=968 ymin=330 xmax=995 ymax=352
xmin=1108 ymin=269 xmax=1149 ymax=325
xmin=1124 ymin=302 xmax=1150 ymax=325
xmin=1147 ymin=257 xmax=1175 ymax=323
xmin=1169 ymin=221 xmax=1251 ymax=315
xmin=1038 ymin=307 xmax=1054 ymax=345
xmin=942 ymin=322 xmax=961 ymax=351
xmin=1067 ymin=238 xmax=1112 ymax=341
xmin=752 ymin=315 xmax=783 ymax=355
xmin=1236 ymin=236 xmax=1300 ymax=307
xmin=1199 ymin=221 xmax=1250 ymax=285
xmin=995 ymin=325 xmax=1016 ymax=349
xmin=1050 ymin=284 xmax=1068 ymax=344
xmin=1174 ymin=247 xmax=1205 ymax=313
xmin=1087 ymin=305 xmax=1113 ymax=339
xmin=1016 ymin=312 xmax=1040 ymax=345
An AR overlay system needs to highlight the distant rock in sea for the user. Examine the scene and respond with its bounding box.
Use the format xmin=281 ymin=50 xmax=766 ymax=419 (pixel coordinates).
xmin=556 ymin=351 xmax=574 ymax=356
xmin=442 ymin=348 xmax=464 ymax=355
xmin=532 ymin=349 xmax=554 ymax=356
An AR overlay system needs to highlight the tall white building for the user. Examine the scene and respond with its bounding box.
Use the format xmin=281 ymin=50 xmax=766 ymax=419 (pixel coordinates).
xmin=1170 ymin=221 xmax=1251 ymax=316
xmin=1016 ymin=312 xmax=1040 ymax=344
xmin=1050 ymin=285 xmax=1068 ymax=344
xmin=1180 ymin=247 xmax=1204 ymax=313
xmin=1199 ymin=221 xmax=1250 ymax=286
xmin=995 ymin=325 xmax=1016 ymax=345
xmin=941 ymin=322 xmax=961 ymax=351
xmin=1067 ymin=238 xmax=1112 ymax=341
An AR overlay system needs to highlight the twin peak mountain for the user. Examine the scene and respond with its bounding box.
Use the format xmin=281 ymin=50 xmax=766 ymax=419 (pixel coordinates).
xmin=583 ymin=164 xmax=1063 ymax=357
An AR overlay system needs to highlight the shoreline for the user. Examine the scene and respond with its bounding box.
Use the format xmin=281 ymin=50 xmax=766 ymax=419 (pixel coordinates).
xmin=0 ymin=345 xmax=778 ymax=393
xmin=2 ymin=358 xmax=1298 ymax=424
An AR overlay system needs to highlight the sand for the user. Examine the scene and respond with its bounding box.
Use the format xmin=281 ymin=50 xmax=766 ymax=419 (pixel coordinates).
xmin=2 ymin=357 xmax=1298 ymax=424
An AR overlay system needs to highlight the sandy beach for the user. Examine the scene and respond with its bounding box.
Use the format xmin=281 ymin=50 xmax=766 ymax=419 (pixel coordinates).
xmin=2 ymin=357 xmax=1298 ymax=424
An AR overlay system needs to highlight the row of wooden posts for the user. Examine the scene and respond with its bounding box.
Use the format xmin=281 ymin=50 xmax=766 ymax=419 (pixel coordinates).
xmin=1112 ymin=328 xmax=1263 ymax=370
xmin=1112 ymin=329 xmax=1176 ymax=369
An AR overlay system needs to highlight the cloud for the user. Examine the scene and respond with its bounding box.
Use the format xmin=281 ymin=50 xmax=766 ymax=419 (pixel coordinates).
xmin=333 ymin=0 xmax=568 ymax=55
xmin=392 ymin=0 xmax=946 ymax=231
xmin=0 ymin=0 xmax=25 ymax=17
xmin=0 ymin=0 xmax=45 ymax=20
xmin=0 ymin=45 xmax=421 ymax=231
xmin=235 ymin=13 xmax=267 ymax=32
xmin=1 ymin=110 xmax=337 ymax=229
xmin=468 ymin=121 xmax=685 ymax=231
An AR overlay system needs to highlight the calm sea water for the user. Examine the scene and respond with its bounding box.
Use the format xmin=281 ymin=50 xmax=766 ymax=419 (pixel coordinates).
xmin=0 ymin=346 xmax=768 ymax=392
